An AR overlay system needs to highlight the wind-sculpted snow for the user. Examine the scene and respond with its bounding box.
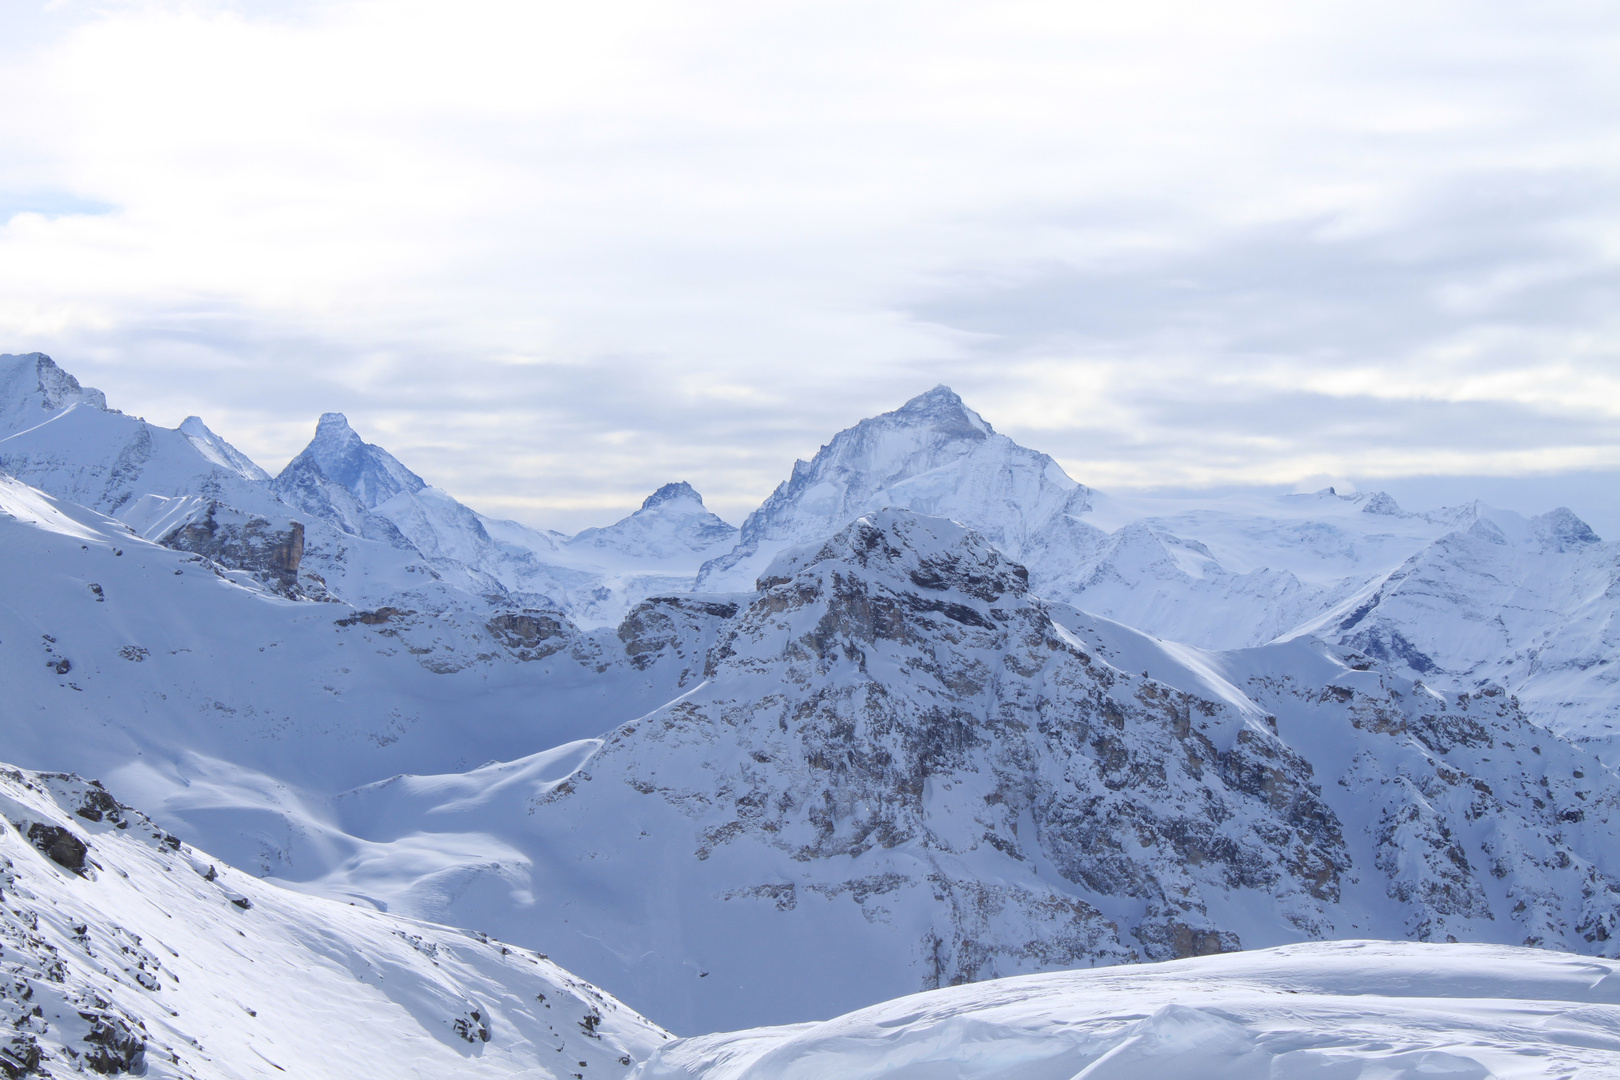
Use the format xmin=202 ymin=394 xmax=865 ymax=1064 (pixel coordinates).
xmin=696 ymin=386 xmax=1093 ymax=592
xmin=636 ymin=940 xmax=1620 ymax=1079
xmin=0 ymin=762 xmax=669 ymax=1078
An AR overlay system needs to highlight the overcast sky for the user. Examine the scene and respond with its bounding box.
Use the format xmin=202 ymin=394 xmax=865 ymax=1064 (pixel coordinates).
xmin=2 ymin=0 xmax=1617 ymax=532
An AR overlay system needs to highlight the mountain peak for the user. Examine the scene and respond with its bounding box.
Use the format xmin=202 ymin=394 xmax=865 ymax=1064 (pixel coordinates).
xmin=314 ymin=411 xmax=359 ymax=440
xmin=697 ymin=385 xmax=1084 ymax=590
xmin=641 ymin=481 xmax=704 ymax=511
xmin=280 ymin=412 xmax=425 ymax=509
xmin=891 ymin=384 xmax=993 ymax=437
xmin=1 ymin=353 xmax=108 ymax=434
xmin=176 ymin=415 xmax=271 ymax=483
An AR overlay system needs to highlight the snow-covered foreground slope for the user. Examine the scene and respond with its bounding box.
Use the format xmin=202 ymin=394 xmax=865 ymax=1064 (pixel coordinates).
xmin=0 ymin=762 xmax=667 ymax=1079
xmin=637 ymin=940 xmax=1620 ymax=1079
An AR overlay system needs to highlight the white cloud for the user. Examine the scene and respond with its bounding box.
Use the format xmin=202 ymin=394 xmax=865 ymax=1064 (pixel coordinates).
xmin=0 ymin=0 xmax=1617 ymax=529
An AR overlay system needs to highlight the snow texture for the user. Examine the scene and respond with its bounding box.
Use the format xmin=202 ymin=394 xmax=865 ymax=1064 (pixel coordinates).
xmin=636 ymin=940 xmax=1620 ymax=1079
xmin=0 ymin=761 xmax=667 ymax=1078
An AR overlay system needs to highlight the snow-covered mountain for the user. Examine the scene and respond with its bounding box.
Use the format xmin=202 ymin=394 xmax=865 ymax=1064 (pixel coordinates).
xmin=292 ymin=511 xmax=1620 ymax=1032
xmin=696 ymin=385 xmax=1094 ymax=592
xmin=272 ymin=412 xmax=742 ymax=626
xmin=637 ymin=940 xmax=1620 ymax=1079
xmin=8 ymin=350 xmax=1620 ymax=1045
xmin=0 ymin=761 xmax=668 ymax=1079
xmin=0 ymin=354 xmax=739 ymax=627
xmin=0 ymin=467 xmax=728 ymax=812
xmin=568 ymin=482 xmax=737 ymax=565
xmin=0 ymin=352 xmax=108 ymax=435
xmin=682 ymin=385 xmax=1620 ymax=751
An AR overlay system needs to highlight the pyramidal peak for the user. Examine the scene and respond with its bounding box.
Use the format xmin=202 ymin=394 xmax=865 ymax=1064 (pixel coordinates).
xmin=282 ymin=411 xmax=426 ymax=510
xmin=566 ymin=480 xmax=738 ymax=564
xmin=312 ymin=410 xmax=361 ymax=446
xmin=696 ymin=384 xmax=1088 ymax=591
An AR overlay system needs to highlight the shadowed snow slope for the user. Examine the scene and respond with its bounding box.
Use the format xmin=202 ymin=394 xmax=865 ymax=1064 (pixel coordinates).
xmin=634 ymin=940 xmax=1620 ymax=1079
xmin=0 ymin=762 xmax=668 ymax=1079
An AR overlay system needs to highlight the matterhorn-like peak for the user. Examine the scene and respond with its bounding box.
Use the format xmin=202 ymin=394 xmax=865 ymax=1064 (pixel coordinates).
xmin=313 ymin=409 xmax=360 ymax=445
xmin=282 ymin=411 xmax=426 ymax=510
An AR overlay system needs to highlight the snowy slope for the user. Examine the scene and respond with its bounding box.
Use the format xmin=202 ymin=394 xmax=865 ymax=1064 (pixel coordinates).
xmin=302 ymin=510 xmax=1620 ymax=1034
xmin=1286 ymin=504 xmax=1620 ymax=747
xmin=0 ymin=471 xmax=736 ymax=897
xmin=0 ymin=762 xmax=668 ymax=1079
xmin=1049 ymin=488 xmax=1455 ymax=650
xmin=636 ymin=940 xmax=1620 ymax=1079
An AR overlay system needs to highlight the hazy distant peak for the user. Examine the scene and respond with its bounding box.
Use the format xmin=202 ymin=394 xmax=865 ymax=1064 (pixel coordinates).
xmin=642 ymin=480 xmax=705 ymax=511
xmin=1361 ymin=491 xmax=1406 ymax=516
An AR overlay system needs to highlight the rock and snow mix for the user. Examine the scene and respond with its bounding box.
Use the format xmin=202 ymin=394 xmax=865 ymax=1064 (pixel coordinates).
xmin=329 ymin=510 xmax=1620 ymax=1033
xmin=5 ymin=348 xmax=1620 ymax=1064
xmin=635 ymin=940 xmax=1620 ymax=1079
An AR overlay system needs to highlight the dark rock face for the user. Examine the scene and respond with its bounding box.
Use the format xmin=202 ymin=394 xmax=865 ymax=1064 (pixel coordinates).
xmin=72 ymin=785 xmax=123 ymax=825
xmin=162 ymin=502 xmax=310 ymax=597
xmin=79 ymin=1012 xmax=145 ymax=1074
xmin=452 ymin=1008 xmax=491 ymax=1043
xmin=487 ymin=611 xmax=573 ymax=659
xmin=335 ymin=606 xmax=414 ymax=628
xmin=617 ymin=596 xmax=738 ymax=682
xmin=269 ymin=520 xmax=304 ymax=578
xmin=25 ymin=823 xmax=88 ymax=874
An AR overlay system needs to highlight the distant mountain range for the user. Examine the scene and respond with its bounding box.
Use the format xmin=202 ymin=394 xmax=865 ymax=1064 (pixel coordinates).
xmin=3 ymin=348 xmax=1619 ymax=1046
